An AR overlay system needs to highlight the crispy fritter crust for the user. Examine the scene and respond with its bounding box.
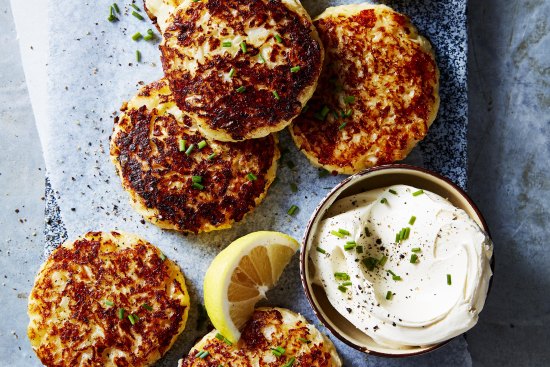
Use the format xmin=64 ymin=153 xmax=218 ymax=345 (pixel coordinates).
xmin=27 ymin=231 xmax=190 ymax=367
xmin=179 ymin=308 xmax=341 ymax=367
xmin=160 ymin=0 xmax=323 ymax=141
xmin=290 ymin=4 xmax=440 ymax=174
xmin=110 ymin=79 xmax=279 ymax=233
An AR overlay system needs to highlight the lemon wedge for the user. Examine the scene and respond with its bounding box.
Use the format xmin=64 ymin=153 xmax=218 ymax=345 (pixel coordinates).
xmin=203 ymin=231 xmax=299 ymax=343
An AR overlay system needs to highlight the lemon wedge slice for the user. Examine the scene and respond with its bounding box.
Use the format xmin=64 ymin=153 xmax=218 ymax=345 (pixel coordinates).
xmin=203 ymin=231 xmax=299 ymax=343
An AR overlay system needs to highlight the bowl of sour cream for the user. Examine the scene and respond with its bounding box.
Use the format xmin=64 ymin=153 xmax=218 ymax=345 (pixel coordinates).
xmin=300 ymin=164 xmax=494 ymax=357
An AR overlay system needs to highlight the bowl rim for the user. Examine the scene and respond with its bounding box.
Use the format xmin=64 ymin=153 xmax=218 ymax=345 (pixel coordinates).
xmin=299 ymin=163 xmax=492 ymax=358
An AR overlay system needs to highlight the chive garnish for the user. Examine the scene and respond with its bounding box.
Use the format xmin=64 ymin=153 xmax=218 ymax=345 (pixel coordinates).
xmin=403 ymin=227 xmax=410 ymax=240
xmin=215 ymin=333 xmax=233 ymax=345
xmin=389 ymin=189 xmax=398 ymax=195
xmin=132 ymin=32 xmax=142 ymax=41
xmin=320 ymin=106 xmax=330 ymax=120
xmin=207 ymin=152 xmax=216 ymax=160
xmin=386 ymin=291 xmax=393 ymax=300
xmin=412 ymin=189 xmax=424 ymax=196
xmin=143 ymin=29 xmax=155 ymax=41
xmin=240 ymin=41 xmax=247 ymax=53
xmin=128 ymin=314 xmax=137 ymax=325
xmin=136 ymin=50 xmax=141 ymax=62
xmin=344 ymin=95 xmax=355 ymax=104
xmin=222 ymin=41 xmax=232 ymax=47
xmin=271 ymin=346 xmax=285 ymax=357
xmin=316 ymin=247 xmax=326 ymax=254
xmin=380 ymin=198 xmax=388 ymax=204
xmin=198 ymin=140 xmax=207 ymax=149
xmin=108 ymin=6 xmax=119 ymax=22
xmin=378 ymin=255 xmax=388 ymax=267
xmin=334 ymin=272 xmax=350 ymax=280
xmin=258 ymin=53 xmax=266 ymax=63
xmin=159 ymin=252 xmax=166 ymax=261
xmin=192 ymin=175 xmax=202 ymax=183
xmin=338 ymin=122 xmax=347 ymax=130
xmin=132 ymin=11 xmax=144 ymax=20
xmin=447 ymin=274 xmax=452 ymax=285
xmin=297 ymin=337 xmax=311 ymax=343
xmin=228 ymin=68 xmax=235 ymax=78
xmin=236 ymin=86 xmax=246 ymax=93
xmin=290 ymin=66 xmax=301 ymax=73
xmin=185 ymin=144 xmax=195 ymax=155
xmin=387 ymin=270 xmax=401 ymax=281
xmin=180 ymin=138 xmax=187 ymax=153
xmin=411 ymin=247 xmax=421 ymax=253
xmin=282 ymin=357 xmax=296 ymax=367
xmin=356 ymin=245 xmax=364 ymax=254
xmin=319 ymin=168 xmax=330 ymax=177
xmin=112 ymin=3 xmax=120 ymax=13
xmin=104 ymin=300 xmax=114 ymax=306
xmin=247 ymin=173 xmax=257 ymax=181
xmin=410 ymin=254 xmax=418 ymax=263
xmin=343 ymin=109 xmax=353 ymax=117
xmin=342 ymin=281 xmax=352 ymax=287
xmin=142 ymin=303 xmax=153 ymax=311
xmin=409 ymin=215 xmax=417 ymax=225
xmin=344 ymin=241 xmax=356 ymax=250
xmin=193 ymin=182 xmax=205 ymax=190
xmin=338 ymin=285 xmax=348 ymax=293
xmin=275 ymin=34 xmax=283 ymax=43
xmin=338 ymin=228 xmax=350 ymax=235
xmin=330 ymin=230 xmax=345 ymax=238
xmin=290 ymin=183 xmax=298 ymax=192
xmin=287 ymin=205 xmax=299 ymax=216
xmin=130 ymin=4 xmax=141 ymax=11
xmin=118 ymin=308 xmax=125 ymax=319
xmin=272 ymin=90 xmax=280 ymax=100
xmin=197 ymin=350 xmax=209 ymax=359
xmin=362 ymin=257 xmax=378 ymax=271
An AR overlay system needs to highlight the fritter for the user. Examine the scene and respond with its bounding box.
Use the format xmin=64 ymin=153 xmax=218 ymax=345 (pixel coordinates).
xmin=160 ymin=0 xmax=324 ymax=141
xmin=143 ymin=0 xmax=180 ymax=32
xmin=110 ymin=79 xmax=279 ymax=233
xmin=27 ymin=231 xmax=190 ymax=367
xmin=290 ymin=4 xmax=440 ymax=174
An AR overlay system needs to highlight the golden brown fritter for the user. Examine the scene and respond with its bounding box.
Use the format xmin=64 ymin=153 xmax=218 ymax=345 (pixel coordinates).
xmin=290 ymin=4 xmax=440 ymax=174
xmin=27 ymin=231 xmax=190 ymax=367
xmin=110 ymin=79 xmax=279 ymax=233
xmin=179 ymin=308 xmax=341 ymax=367
xmin=160 ymin=0 xmax=323 ymax=141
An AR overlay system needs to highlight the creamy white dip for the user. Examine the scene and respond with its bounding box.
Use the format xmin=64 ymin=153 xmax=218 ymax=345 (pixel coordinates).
xmin=310 ymin=185 xmax=493 ymax=348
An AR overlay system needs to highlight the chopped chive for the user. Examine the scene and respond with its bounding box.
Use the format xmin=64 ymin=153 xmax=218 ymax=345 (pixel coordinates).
xmin=344 ymin=242 xmax=356 ymax=251
xmin=192 ymin=182 xmax=204 ymax=190
xmin=240 ymin=41 xmax=247 ymax=53
xmin=282 ymin=357 xmax=296 ymax=367
xmin=447 ymin=274 xmax=452 ymax=285
xmin=410 ymin=254 xmax=418 ymax=263
xmin=132 ymin=32 xmax=142 ymax=41
xmin=108 ymin=6 xmax=119 ymax=22
xmin=402 ymin=227 xmax=410 ymax=240
xmin=118 ymin=308 xmax=125 ymax=319
xmin=198 ymin=140 xmax=207 ymax=149
xmin=290 ymin=183 xmax=298 ymax=192
xmin=179 ymin=140 xmax=186 ymax=152
xmin=395 ymin=232 xmax=400 ymax=242
xmin=378 ymin=255 xmax=388 ymax=267
xmin=143 ymin=32 xmax=155 ymax=41
xmin=409 ymin=216 xmax=417 ymax=225
xmin=334 ymin=272 xmax=350 ymax=280
xmin=130 ymin=3 xmax=141 ymax=11
xmin=104 ymin=300 xmax=114 ymax=306
xmin=387 ymin=270 xmax=401 ymax=281
xmin=215 ymin=333 xmax=233 ymax=345
xmin=272 ymin=90 xmax=280 ymax=100
xmin=389 ymin=189 xmax=398 ymax=195
xmin=135 ymin=50 xmax=141 ymax=62
xmin=159 ymin=252 xmax=166 ymax=261
xmin=197 ymin=350 xmax=209 ymax=359
xmin=338 ymin=122 xmax=347 ymax=130
xmin=258 ymin=53 xmax=266 ymax=63
xmin=380 ymin=198 xmax=388 ymax=204
xmin=412 ymin=189 xmax=424 ymax=196
xmin=185 ymin=144 xmax=195 ymax=155
xmin=207 ymin=152 xmax=216 ymax=160
xmin=236 ymin=86 xmax=246 ymax=93
xmin=411 ymin=247 xmax=421 ymax=253
xmin=247 ymin=173 xmax=257 ymax=181
xmin=344 ymin=95 xmax=355 ymax=104
xmin=330 ymin=230 xmax=345 ymax=238
xmin=356 ymin=245 xmax=364 ymax=254
xmin=132 ymin=10 xmax=144 ymax=20
xmin=192 ymin=175 xmax=202 ymax=183
xmin=318 ymin=168 xmax=330 ymax=177
xmin=362 ymin=257 xmax=378 ymax=271
xmin=338 ymin=285 xmax=348 ymax=292
xmin=112 ymin=3 xmax=120 ymax=13
xmin=287 ymin=205 xmax=299 ymax=216
xmin=318 ymin=106 xmax=330 ymax=120
xmin=297 ymin=337 xmax=311 ymax=343
xmin=275 ymin=34 xmax=283 ymax=43
xmin=343 ymin=109 xmax=353 ymax=117
xmin=271 ymin=346 xmax=285 ymax=357
xmin=146 ymin=28 xmax=154 ymax=35
xmin=222 ymin=41 xmax=232 ymax=47
xmin=341 ymin=281 xmax=352 ymax=286
xmin=228 ymin=68 xmax=235 ymax=78
xmin=386 ymin=291 xmax=393 ymax=300
xmin=128 ymin=314 xmax=137 ymax=325
xmin=316 ymin=247 xmax=326 ymax=254
xmin=338 ymin=228 xmax=350 ymax=235
xmin=142 ymin=303 xmax=153 ymax=311
xmin=290 ymin=66 xmax=301 ymax=73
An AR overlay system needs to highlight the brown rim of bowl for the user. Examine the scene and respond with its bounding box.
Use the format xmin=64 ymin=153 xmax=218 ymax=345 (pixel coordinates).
xmin=299 ymin=163 xmax=494 ymax=358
